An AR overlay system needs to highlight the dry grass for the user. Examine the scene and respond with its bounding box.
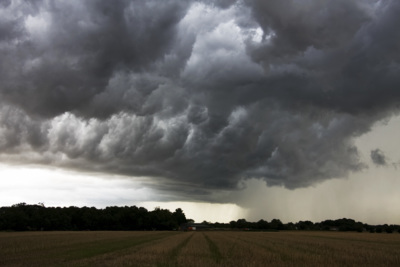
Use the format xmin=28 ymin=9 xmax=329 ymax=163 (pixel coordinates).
xmin=0 ymin=231 xmax=399 ymax=266
xmin=0 ymin=231 xmax=176 ymax=266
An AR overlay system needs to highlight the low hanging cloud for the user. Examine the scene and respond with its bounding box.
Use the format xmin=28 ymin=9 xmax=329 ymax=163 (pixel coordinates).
xmin=370 ymin=149 xmax=387 ymax=166
xmin=0 ymin=0 xmax=399 ymax=200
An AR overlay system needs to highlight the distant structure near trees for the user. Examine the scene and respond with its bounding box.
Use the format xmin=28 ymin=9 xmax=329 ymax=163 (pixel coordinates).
xmin=0 ymin=203 xmax=399 ymax=233
xmin=180 ymin=223 xmax=210 ymax=231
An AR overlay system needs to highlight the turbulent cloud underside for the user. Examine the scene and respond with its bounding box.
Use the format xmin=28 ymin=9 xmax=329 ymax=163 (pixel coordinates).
xmin=370 ymin=149 xmax=387 ymax=166
xmin=0 ymin=0 xmax=399 ymax=199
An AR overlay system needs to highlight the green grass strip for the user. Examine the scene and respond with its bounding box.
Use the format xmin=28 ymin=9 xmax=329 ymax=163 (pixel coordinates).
xmin=203 ymin=233 xmax=223 ymax=264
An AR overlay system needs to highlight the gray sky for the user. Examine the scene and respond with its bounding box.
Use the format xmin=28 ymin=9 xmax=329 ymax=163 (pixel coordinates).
xmin=0 ymin=0 xmax=399 ymax=224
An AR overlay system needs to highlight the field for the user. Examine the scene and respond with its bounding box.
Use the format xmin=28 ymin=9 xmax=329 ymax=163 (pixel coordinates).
xmin=1 ymin=231 xmax=399 ymax=266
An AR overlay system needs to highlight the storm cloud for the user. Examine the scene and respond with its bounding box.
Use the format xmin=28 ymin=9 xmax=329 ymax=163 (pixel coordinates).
xmin=0 ymin=0 xmax=399 ymax=199
xmin=370 ymin=149 xmax=387 ymax=166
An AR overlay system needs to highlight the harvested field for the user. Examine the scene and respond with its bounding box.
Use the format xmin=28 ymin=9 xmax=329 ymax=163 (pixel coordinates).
xmin=0 ymin=231 xmax=399 ymax=266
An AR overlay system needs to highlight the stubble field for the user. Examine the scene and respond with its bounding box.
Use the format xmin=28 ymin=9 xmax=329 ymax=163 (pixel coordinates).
xmin=0 ymin=230 xmax=399 ymax=266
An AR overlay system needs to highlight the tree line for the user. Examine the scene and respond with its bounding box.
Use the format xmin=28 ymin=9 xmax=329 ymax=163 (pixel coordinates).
xmin=1 ymin=203 xmax=399 ymax=233
xmin=0 ymin=203 xmax=187 ymax=231
xmin=215 ymin=218 xmax=400 ymax=233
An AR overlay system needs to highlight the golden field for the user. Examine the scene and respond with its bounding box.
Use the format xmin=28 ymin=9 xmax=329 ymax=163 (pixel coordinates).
xmin=0 ymin=230 xmax=399 ymax=266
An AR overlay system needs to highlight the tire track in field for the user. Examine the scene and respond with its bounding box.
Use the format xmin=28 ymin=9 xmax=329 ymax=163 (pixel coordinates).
xmin=203 ymin=233 xmax=223 ymax=264
xmin=226 ymin=235 xmax=239 ymax=259
xmin=236 ymin=235 xmax=293 ymax=263
xmin=160 ymin=232 xmax=194 ymax=266
xmin=63 ymin=232 xmax=174 ymax=261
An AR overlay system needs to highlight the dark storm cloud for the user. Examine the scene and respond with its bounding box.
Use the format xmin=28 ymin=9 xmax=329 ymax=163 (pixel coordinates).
xmin=0 ymin=0 xmax=399 ymax=199
xmin=0 ymin=0 xmax=190 ymax=117
xmin=370 ymin=149 xmax=387 ymax=166
xmin=245 ymin=0 xmax=400 ymax=114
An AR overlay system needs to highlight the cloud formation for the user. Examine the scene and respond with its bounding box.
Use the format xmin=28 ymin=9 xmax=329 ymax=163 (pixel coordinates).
xmin=370 ymin=149 xmax=387 ymax=166
xmin=0 ymin=0 xmax=399 ymax=199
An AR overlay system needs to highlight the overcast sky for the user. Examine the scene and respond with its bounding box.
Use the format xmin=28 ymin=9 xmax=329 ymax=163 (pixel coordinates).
xmin=0 ymin=0 xmax=399 ymax=224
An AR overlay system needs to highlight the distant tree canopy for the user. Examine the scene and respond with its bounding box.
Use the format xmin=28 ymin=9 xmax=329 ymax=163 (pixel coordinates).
xmin=225 ymin=218 xmax=399 ymax=233
xmin=0 ymin=203 xmax=187 ymax=231
xmin=0 ymin=203 xmax=399 ymax=233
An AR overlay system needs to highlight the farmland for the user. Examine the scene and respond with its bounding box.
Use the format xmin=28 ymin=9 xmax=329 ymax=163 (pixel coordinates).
xmin=1 ymin=231 xmax=399 ymax=266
